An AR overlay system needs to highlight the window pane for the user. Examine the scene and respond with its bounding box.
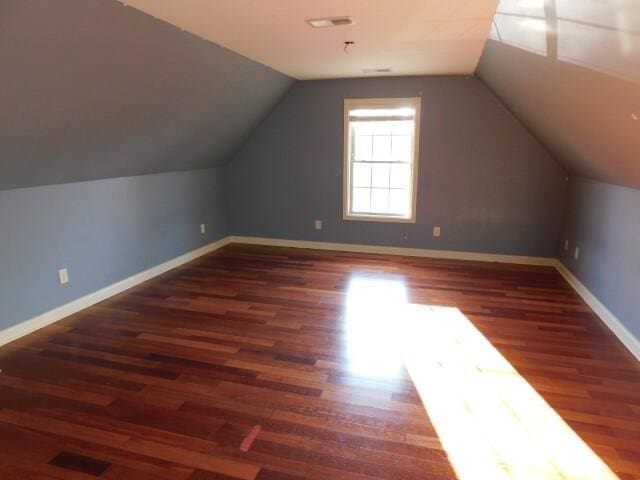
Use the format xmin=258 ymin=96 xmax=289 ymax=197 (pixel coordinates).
xmin=371 ymin=163 xmax=390 ymax=188
xmin=390 ymin=163 xmax=411 ymax=189
xmin=390 ymin=120 xmax=413 ymax=135
xmin=353 ymin=121 xmax=374 ymax=135
xmin=371 ymin=188 xmax=390 ymax=213
xmin=372 ymin=135 xmax=392 ymax=161
xmin=353 ymin=163 xmax=371 ymax=188
xmin=391 ymin=135 xmax=411 ymax=162
xmin=389 ymin=189 xmax=410 ymax=215
xmin=352 ymin=188 xmax=371 ymax=213
xmin=371 ymin=122 xmax=393 ymax=135
xmin=354 ymin=134 xmax=372 ymax=161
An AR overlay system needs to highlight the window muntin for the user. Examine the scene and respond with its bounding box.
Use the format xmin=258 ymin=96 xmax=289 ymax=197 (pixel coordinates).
xmin=343 ymin=98 xmax=420 ymax=222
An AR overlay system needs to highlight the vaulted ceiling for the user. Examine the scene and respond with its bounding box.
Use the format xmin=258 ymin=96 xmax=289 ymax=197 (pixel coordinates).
xmin=2 ymin=0 xmax=638 ymax=192
xmin=477 ymin=0 xmax=640 ymax=189
xmin=120 ymin=0 xmax=498 ymax=79
xmin=0 ymin=0 xmax=292 ymax=190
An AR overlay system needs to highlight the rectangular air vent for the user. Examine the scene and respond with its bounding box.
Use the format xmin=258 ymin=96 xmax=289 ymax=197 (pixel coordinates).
xmin=362 ymin=68 xmax=392 ymax=74
xmin=307 ymin=17 xmax=354 ymax=28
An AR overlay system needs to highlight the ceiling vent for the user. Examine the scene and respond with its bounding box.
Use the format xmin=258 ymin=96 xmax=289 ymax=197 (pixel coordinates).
xmin=362 ymin=68 xmax=392 ymax=74
xmin=307 ymin=17 xmax=354 ymax=28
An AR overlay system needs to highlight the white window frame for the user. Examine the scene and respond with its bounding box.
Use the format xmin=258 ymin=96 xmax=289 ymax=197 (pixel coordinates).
xmin=342 ymin=97 xmax=421 ymax=223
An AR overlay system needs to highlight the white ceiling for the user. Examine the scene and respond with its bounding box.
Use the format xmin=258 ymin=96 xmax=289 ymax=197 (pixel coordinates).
xmin=120 ymin=0 xmax=498 ymax=80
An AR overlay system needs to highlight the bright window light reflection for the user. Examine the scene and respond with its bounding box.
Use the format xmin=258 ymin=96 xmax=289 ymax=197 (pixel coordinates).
xmin=350 ymin=107 xmax=415 ymax=118
xmin=345 ymin=276 xmax=619 ymax=479
xmin=344 ymin=276 xmax=407 ymax=379
xmin=493 ymin=14 xmax=548 ymax=55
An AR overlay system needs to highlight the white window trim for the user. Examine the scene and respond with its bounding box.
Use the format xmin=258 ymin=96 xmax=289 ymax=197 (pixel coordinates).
xmin=342 ymin=97 xmax=421 ymax=223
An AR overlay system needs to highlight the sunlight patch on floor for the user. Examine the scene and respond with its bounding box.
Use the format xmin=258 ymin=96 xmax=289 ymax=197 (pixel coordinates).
xmin=402 ymin=305 xmax=619 ymax=480
xmin=344 ymin=276 xmax=619 ymax=479
xmin=344 ymin=276 xmax=407 ymax=380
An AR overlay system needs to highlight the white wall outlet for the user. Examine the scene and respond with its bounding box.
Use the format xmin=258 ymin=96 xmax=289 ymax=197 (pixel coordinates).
xmin=314 ymin=220 xmax=322 ymax=230
xmin=433 ymin=226 xmax=441 ymax=237
xmin=574 ymin=246 xmax=580 ymax=260
xmin=200 ymin=223 xmax=206 ymax=234
xmin=564 ymin=239 xmax=569 ymax=251
xmin=58 ymin=268 xmax=69 ymax=285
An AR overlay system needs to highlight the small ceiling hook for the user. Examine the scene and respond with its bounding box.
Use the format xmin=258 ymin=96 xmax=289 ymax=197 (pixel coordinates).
xmin=344 ymin=41 xmax=355 ymax=54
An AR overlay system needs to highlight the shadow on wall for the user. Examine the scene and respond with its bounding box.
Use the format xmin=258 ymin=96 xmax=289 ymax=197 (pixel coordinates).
xmin=490 ymin=0 xmax=640 ymax=83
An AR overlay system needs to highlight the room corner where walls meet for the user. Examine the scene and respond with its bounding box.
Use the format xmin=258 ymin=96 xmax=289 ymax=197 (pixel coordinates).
xmin=227 ymin=75 xmax=567 ymax=258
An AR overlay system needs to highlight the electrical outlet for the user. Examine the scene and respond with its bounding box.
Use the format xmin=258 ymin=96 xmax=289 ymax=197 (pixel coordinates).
xmin=433 ymin=226 xmax=441 ymax=237
xmin=564 ymin=239 xmax=569 ymax=251
xmin=58 ymin=268 xmax=69 ymax=285
xmin=574 ymin=247 xmax=580 ymax=260
xmin=314 ymin=220 xmax=322 ymax=230
xmin=200 ymin=223 xmax=206 ymax=234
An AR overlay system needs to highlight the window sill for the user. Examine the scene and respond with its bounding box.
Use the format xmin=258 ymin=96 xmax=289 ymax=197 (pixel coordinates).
xmin=343 ymin=213 xmax=416 ymax=224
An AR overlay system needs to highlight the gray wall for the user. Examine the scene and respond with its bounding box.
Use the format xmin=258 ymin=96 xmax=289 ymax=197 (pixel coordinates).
xmin=0 ymin=0 xmax=292 ymax=190
xmin=478 ymin=1 xmax=640 ymax=189
xmin=477 ymin=1 xmax=640 ymax=346
xmin=228 ymin=76 xmax=567 ymax=256
xmin=559 ymin=177 xmax=640 ymax=339
xmin=0 ymin=0 xmax=288 ymax=332
xmin=0 ymin=168 xmax=227 ymax=330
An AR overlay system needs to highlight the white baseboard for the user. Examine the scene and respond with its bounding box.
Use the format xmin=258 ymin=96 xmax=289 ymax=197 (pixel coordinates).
xmin=554 ymin=260 xmax=640 ymax=361
xmin=0 ymin=236 xmax=233 ymax=347
xmin=230 ymin=236 xmax=556 ymax=266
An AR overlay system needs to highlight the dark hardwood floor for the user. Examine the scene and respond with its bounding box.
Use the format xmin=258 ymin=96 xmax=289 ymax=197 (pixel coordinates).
xmin=1 ymin=244 xmax=639 ymax=479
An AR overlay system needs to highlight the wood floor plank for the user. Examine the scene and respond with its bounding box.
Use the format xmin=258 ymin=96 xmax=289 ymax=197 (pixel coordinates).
xmin=0 ymin=243 xmax=638 ymax=479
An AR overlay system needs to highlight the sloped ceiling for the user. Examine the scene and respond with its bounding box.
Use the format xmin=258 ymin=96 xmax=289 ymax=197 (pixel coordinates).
xmin=477 ymin=0 xmax=640 ymax=189
xmin=0 ymin=0 xmax=292 ymax=191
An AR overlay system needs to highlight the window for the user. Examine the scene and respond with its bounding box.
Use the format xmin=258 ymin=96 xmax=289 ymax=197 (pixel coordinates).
xmin=343 ymin=97 xmax=421 ymax=222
